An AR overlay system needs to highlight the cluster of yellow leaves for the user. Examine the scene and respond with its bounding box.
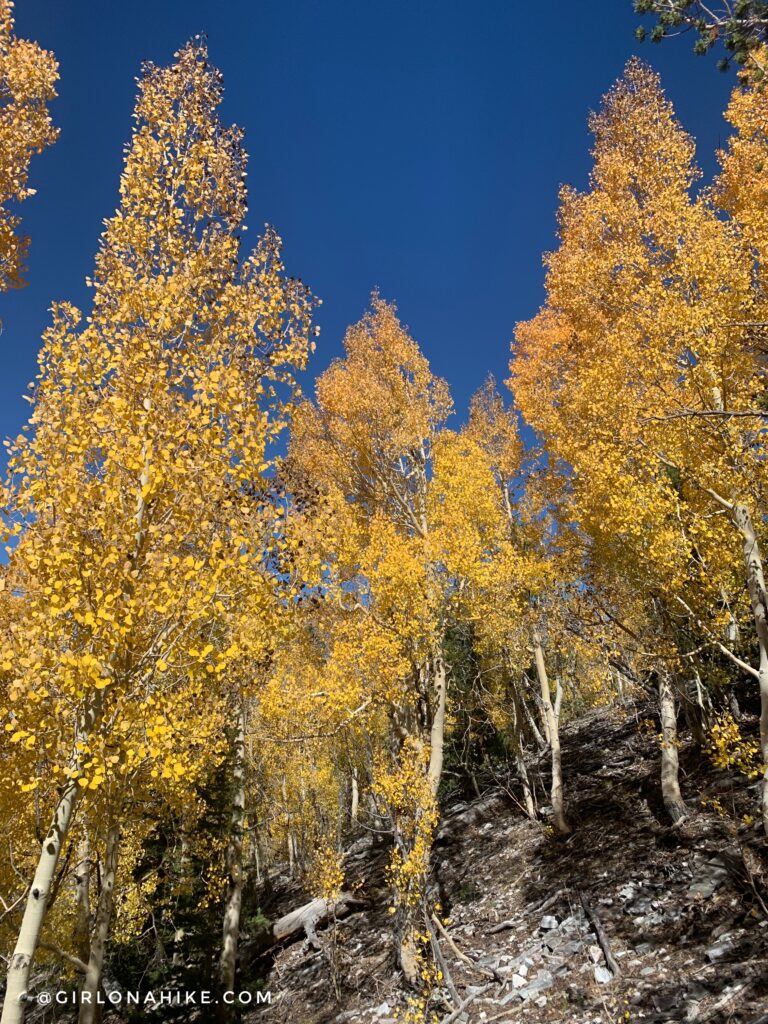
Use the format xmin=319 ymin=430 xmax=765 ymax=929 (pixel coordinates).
xmin=510 ymin=55 xmax=768 ymax=663
xmin=707 ymin=712 xmax=765 ymax=780
xmin=374 ymin=739 xmax=439 ymax=912
xmin=0 ymin=0 xmax=58 ymax=290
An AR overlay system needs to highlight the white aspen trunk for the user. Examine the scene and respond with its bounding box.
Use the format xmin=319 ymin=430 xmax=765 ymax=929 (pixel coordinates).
xmin=350 ymin=765 xmax=359 ymax=824
xmin=513 ymin=673 xmax=547 ymax=750
xmin=510 ymin=684 xmax=536 ymax=818
xmin=172 ymin=825 xmax=191 ymax=967
xmin=532 ymin=630 xmax=570 ymax=834
xmin=396 ymin=650 xmax=448 ymax=989
xmin=218 ymin=705 xmax=246 ymax=1012
xmin=1 ymin=778 xmax=82 ymax=1024
xmin=253 ymin=831 xmax=261 ymax=884
xmin=658 ymin=670 xmax=687 ymax=824
xmin=73 ymin=832 xmax=91 ymax=965
xmin=427 ymin=653 xmax=447 ymax=798
xmin=515 ymin=745 xmax=536 ymax=820
xmin=732 ymin=502 xmax=768 ymax=834
xmin=78 ymin=823 xmax=120 ymax=1024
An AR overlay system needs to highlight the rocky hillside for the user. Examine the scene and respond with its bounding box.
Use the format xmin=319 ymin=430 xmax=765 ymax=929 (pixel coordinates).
xmin=249 ymin=702 xmax=768 ymax=1024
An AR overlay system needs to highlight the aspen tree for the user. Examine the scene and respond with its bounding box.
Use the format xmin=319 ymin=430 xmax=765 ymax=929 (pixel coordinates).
xmin=0 ymin=40 xmax=314 ymax=1021
xmin=459 ymin=383 xmax=574 ymax=833
xmin=288 ymin=296 xmax=454 ymax=983
xmin=511 ymin=59 xmax=768 ymax=827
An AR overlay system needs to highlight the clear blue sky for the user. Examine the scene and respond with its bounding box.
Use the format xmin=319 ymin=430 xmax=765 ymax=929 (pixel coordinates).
xmin=3 ymin=1 xmax=735 ymax=447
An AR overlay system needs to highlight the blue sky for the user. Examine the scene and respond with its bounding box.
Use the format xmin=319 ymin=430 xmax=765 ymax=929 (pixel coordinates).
xmin=3 ymin=1 xmax=735 ymax=447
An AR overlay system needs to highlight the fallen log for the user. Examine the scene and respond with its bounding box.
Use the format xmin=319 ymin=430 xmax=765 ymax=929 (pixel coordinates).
xmin=580 ymin=893 xmax=620 ymax=978
xmin=242 ymin=891 xmax=367 ymax=963
xmin=273 ymin=892 xmax=364 ymax=946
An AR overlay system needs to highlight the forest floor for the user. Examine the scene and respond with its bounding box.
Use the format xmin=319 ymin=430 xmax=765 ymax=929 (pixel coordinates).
xmin=250 ymin=701 xmax=768 ymax=1024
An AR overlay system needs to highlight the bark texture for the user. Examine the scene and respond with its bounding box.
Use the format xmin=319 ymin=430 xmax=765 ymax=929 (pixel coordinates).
xmin=732 ymin=502 xmax=768 ymax=835
xmin=217 ymin=705 xmax=246 ymax=1018
xmin=533 ymin=630 xmax=570 ymax=834
xmin=658 ymin=670 xmax=688 ymax=824
xmin=78 ymin=822 xmax=120 ymax=1024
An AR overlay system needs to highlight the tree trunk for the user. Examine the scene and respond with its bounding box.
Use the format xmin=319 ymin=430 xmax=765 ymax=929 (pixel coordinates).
xmin=1 ymin=778 xmax=82 ymax=1024
xmin=732 ymin=502 xmax=768 ymax=835
xmin=681 ymin=672 xmax=708 ymax=749
xmin=510 ymin=684 xmax=536 ymax=819
xmin=427 ymin=653 xmax=447 ymax=798
xmin=350 ymin=765 xmax=360 ymax=824
xmin=73 ymin=832 xmax=91 ymax=965
xmin=658 ymin=670 xmax=687 ymax=824
xmin=532 ymin=630 xmax=570 ymax=834
xmin=78 ymin=822 xmax=120 ymax=1024
xmin=217 ymin=704 xmax=246 ymax=1017
xmin=396 ymin=650 xmax=447 ymax=987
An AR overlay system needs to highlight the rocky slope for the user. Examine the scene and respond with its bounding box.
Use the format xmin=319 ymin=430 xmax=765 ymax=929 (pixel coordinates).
xmin=250 ymin=702 xmax=768 ymax=1024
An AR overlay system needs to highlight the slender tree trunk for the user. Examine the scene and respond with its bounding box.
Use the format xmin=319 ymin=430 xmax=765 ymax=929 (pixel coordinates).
xmin=427 ymin=652 xmax=447 ymax=797
xmin=73 ymin=832 xmax=91 ymax=966
xmin=1 ymin=779 xmax=82 ymax=1024
xmin=532 ymin=630 xmax=570 ymax=834
xmin=681 ymin=672 xmax=708 ymax=749
xmin=514 ymin=673 xmax=547 ymax=750
xmin=350 ymin=765 xmax=359 ymax=825
xmin=510 ymin=685 xmax=536 ymax=818
xmin=218 ymin=704 xmax=246 ymax=1016
xmin=78 ymin=822 xmax=120 ymax=1024
xmin=396 ymin=651 xmax=447 ymax=988
xmin=732 ymin=502 xmax=768 ymax=834
xmin=514 ymin=746 xmax=536 ymax=820
xmin=658 ymin=669 xmax=687 ymax=824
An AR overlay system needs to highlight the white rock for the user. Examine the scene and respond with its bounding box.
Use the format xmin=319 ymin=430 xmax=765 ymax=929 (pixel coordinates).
xmin=588 ymin=944 xmax=602 ymax=963
xmin=594 ymin=965 xmax=612 ymax=984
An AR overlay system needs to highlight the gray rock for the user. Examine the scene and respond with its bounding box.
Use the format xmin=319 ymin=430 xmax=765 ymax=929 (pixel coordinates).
xmin=628 ymin=896 xmax=652 ymax=915
xmin=688 ymin=854 xmax=731 ymax=900
xmin=372 ymin=1004 xmax=390 ymax=1018
xmin=520 ymin=970 xmax=555 ymax=998
xmin=499 ymin=989 xmax=522 ymax=1006
xmin=540 ymin=915 xmax=559 ymax=931
xmin=643 ymin=910 xmax=666 ymax=927
xmin=706 ymin=933 xmax=736 ymax=961
xmin=594 ymin=965 xmax=613 ymax=984
xmin=685 ymin=982 xmax=708 ymax=1000
xmin=512 ymin=973 xmax=527 ymax=989
xmin=588 ymin=944 xmax=602 ymax=963
xmin=534 ymin=996 xmax=548 ymax=1008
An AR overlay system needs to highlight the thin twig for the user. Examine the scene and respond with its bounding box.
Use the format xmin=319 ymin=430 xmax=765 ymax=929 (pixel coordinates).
xmin=580 ymin=893 xmax=620 ymax=978
xmin=438 ymin=984 xmax=494 ymax=1024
